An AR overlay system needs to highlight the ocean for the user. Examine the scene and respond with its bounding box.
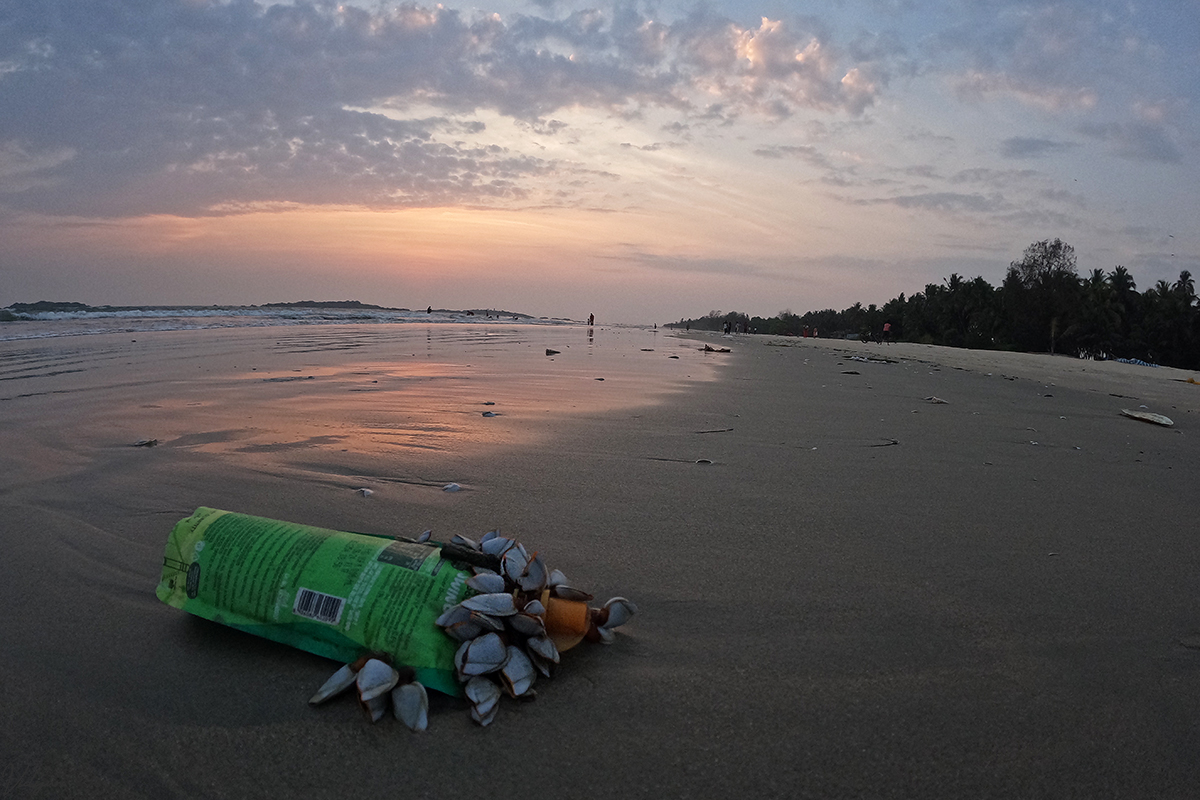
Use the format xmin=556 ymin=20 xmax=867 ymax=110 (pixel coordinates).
xmin=0 ymin=304 xmax=577 ymax=342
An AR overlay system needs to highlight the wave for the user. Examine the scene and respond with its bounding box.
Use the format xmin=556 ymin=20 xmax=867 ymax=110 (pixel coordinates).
xmin=0 ymin=305 xmax=577 ymax=341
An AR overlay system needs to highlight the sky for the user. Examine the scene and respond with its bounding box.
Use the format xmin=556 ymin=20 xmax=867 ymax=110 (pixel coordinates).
xmin=1 ymin=0 xmax=1197 ymax=324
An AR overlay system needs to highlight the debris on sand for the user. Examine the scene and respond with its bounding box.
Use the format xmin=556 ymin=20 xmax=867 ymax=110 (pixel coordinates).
xmin=1120 ymin=408 xmax=1174 ymax=427
xmin=158 ymin=508 xmax=636 ymax=731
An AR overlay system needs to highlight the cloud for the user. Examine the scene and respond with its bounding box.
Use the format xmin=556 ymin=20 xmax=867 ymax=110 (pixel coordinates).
xmin=904 ymin=164 xmax=941 ymax=180
xmin=0 ymin=1 xmax=899 ymax=218
xmin=655 ymin=11 xmax=892 ymax=120
xmin=1 ymin=108 xmax=557 ymax=217
xmin=953 ymin=71 xmax=1097 ymax=111
xmin=1037 ymin=188 xmax=1087 ymax=209
xmin=948 ymin=167 xmax=1041 ymax=187
xmin=889 ymin=192 xmax=1005 ymax=213
xmin=838 ymin=159 xmax=1092 ymax=228
xmin=752 ymin=145 xmax=832 ymax=169
xmin=0 ymin=141 xmax=75 ymax=191
xmin=995 ymin=207 xmax=1084 ymax=230
xmin=620 ymin=141 xmax=684 ymax=152
xmin=932 ymin=1 xmax=1162 ymax=114
xmin=1077 ymin=121 xmax=1183 ymax=163
xmin=852 ymin=191 xmax=1006 ymax=214
xmin=999 ymin=136 xmax=1076 ymax=159
xmin=603 ymin=250 xmax=773 ymax=278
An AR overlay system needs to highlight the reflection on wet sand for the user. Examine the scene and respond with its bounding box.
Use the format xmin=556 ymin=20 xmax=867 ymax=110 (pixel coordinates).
xmin=0 ymin=323 xmax=717 ymax=472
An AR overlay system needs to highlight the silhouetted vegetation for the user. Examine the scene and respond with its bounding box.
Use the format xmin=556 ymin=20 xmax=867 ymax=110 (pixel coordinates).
xmin=261 ymin=300 xmax=389 ymax=309
xmin=668 ymin=239 xmax=1199 ymax=370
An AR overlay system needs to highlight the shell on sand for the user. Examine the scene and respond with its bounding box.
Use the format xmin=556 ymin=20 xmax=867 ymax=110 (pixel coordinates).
xmin=1120 ymin=408 xmax=1174 ymax=426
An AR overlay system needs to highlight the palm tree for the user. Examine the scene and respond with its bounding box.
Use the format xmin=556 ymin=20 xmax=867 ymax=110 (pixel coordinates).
xmin=1174 ymin=270 xmax=1196 ymax=305
xmin=1106 ymin=266 xmax=1138 ymax=356
xmin=1137 ymin=280 xmax=1180 ymax=365
xmin=1171 ymin=270 xmax=1198 ymax=368
xmin=1067 ymin=269 xmax=1119 ymax=357
xmin=1108 ymin=266 xmax=1136 ymax=295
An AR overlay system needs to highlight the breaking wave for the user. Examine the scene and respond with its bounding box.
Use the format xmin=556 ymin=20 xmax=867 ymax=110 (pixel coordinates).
xmin=0 ymin=305 xmax=576 ymax=341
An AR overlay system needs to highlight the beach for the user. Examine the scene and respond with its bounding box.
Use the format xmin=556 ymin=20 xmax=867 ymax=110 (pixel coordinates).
xmin=2 ymin=323 xmax=1199 ymax=798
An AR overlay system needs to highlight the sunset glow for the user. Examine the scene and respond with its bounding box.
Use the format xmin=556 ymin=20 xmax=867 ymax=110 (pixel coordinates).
xmin=2 ymin=1 xmax=1196 ymax=323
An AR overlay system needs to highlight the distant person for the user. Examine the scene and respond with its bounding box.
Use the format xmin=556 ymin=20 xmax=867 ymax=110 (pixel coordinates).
xmin=588 ymin=313 xmax=594 ymax=326
xmin=883 ymin=321 xmax=892 ymax=344
xmin=427 ymin=306 xmax=432 ymax=314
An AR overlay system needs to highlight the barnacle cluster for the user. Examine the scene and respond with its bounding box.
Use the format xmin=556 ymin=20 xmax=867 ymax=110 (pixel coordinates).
xmin=308 ymin=529 xmax=636 ymax=729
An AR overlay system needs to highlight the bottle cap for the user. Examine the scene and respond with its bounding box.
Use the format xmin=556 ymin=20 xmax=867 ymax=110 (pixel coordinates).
xmin=540 ymin=589 xmax=590 ymax=651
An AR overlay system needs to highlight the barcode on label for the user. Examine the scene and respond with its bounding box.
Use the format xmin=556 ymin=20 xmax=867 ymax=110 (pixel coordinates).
xmin=293 ymin=588 xmax=345 ymax=625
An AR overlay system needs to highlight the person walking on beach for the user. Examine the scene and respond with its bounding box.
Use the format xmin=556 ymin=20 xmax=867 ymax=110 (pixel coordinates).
xmin=588 ymin=313 xmax=594 ymax=326
xmin=883 ymin=321 xmax=892 ymax=344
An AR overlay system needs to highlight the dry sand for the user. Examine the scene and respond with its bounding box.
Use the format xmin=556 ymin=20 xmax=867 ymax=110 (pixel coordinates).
xmin=2 ymin=324 xmax=1198 ymax=798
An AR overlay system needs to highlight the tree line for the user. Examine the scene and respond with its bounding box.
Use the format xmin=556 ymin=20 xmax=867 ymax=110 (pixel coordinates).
xmin=667 ymin=239 xmax=1199 ymax=370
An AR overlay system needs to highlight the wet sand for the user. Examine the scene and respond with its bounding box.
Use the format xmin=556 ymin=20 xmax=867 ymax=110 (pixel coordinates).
xmin=2 ymin=325 xmax=1199 ymax=798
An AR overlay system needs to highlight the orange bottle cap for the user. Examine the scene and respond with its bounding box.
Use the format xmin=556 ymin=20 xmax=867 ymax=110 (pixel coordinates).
xmin=540 ymin=589 xmax=590 ymax=652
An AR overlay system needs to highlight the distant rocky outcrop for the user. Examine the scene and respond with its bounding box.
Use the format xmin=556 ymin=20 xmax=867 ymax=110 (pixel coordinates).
xmin=1 ymin=299 xmax=541 ymax=322
xmin=259 ymin=300 xmax=392 ymax=310
xmin=6 ymin=301 xmax=95 ymax=313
